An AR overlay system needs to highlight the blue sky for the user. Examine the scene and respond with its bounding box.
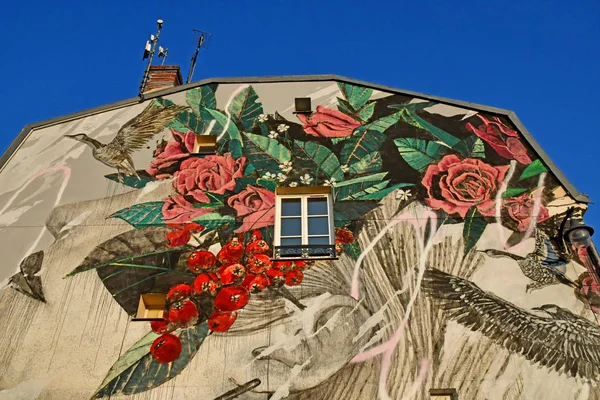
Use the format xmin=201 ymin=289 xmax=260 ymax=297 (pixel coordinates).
xmin=2 ymin=0 xmax=600 ymax=227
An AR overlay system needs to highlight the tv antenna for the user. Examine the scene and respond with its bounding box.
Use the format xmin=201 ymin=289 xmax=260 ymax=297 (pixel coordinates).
xmin=139 ymin=19 xmax=164 ymax=96
xmin=186 ymin=29 xmax=212 ymax=84
xmin=158 ymin=46 xmax=169 ymax=65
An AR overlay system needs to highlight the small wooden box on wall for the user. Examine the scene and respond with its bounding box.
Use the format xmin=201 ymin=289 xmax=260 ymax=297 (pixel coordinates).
xmin=132 ymin=293 xmax=166 ymax=321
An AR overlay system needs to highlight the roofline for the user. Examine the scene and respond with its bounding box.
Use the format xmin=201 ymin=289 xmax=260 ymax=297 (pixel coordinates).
xmin=1 ymin=74 xmax=589 ymax=203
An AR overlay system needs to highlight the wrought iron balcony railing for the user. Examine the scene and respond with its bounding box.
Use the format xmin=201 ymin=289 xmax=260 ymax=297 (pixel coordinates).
xmin=273 ymin=244 xmax=337 ymax=260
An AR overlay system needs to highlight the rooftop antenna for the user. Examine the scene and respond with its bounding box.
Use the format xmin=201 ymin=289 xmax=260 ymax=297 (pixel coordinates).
xmin=158 ymin=46 xmax=169 ymax=65
xmin=139 ymin=19 xmax=164 ymax=96
xmin=186 ymin=29 xmax=211 ymax=84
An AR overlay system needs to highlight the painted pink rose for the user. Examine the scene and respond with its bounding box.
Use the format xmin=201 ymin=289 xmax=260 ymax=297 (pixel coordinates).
xmin=297 ymin=105 xmax=361 ymax=138
xmin=466 ymin=114 xmax=532 ymax=165
xmin=422 ymin=155 xmax=509 ymax=218
xmin=227 ymin=185 xmax=275 ymax=233
xmin=147 ymin=129 xmax=196 ymax=179
xmin=576 ymin=272 xmax=600 ymax=315
xmin=162 ymin=195 xmax=213 ymax=224
xmin=173 ymin=153 xmax=246 ymax=203
xmin=503 ymin=189 xmax=549 ymax=232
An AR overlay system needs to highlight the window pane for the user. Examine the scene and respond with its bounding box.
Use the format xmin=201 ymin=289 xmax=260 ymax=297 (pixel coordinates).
xmin=308 ymin=217 xmax=329 ymax=235
xmin=308 ymin=236 xmax=330 ymax=245
xmin=281 ymin=237 xmax=302 ymax=246
xmin=281 ymin=218 xmax=301 ymax=236
xmin=281 ymin=199 xmax=301 ymax=216
xmin=307 ymin=198 xmax=328 ymax=215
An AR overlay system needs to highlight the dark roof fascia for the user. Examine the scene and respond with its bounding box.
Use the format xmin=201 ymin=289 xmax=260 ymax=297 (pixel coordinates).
xmin=2 ymin=74 xmax=589 ymax=203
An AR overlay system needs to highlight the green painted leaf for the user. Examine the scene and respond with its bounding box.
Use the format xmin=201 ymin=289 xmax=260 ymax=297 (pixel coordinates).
xmin=364 ymin=112 xmax=402 ymax=133
xmin=343 ymin=242 xmax=361 ymax=261
xmin=463 ymin=208 xmax=487 ymax=256
xmin=294 ymin=140 xmax=344 ymax=181
xmin=168 ymin=110 xmax=206 ymax=134
xmin=201 ymin=108 xmax=243 ymax=158
xmin=400 ymin=109 xmax=461 ymax=147
xmin=333 ymin=172 xmax=389 ymax=201
xmin=347 ymin=151 xmax=382 ymax=175
xmin=186 ymin=85 xmax=216 ymax=113
xmin=110 ymin=202 xmax=165 ymax=228
xmin=193 ymin=192 xmax=224 ymax=209
xmin=502 ymin=187 xmax=528 ymax=199
xmin=338 ymin=82 xmax=373 ymax=110
xmin=228 ymin=86 xmax=264 ymax=131
xmin=234 ymin=177 xmax=258 ymax=192
xmin=455 ymin=135 xmax=485 ymax=158
xmin=242 ymin=133 xmax=291 ymax=174
xmin=334 ymin=201 xmax=380 ymax=227
xmin=192 ymin=213 xmax=236 ymax=231
xmin=92 ymin=323 xmax=209 ymax=398
xmin=104 ymin=171 xmax=155 ymax=189
xmin=394 ymin=138 xmax=446 ymax=172
xmin=355 ymin=183 xmax=414 ymax=201
xmin=337 ymin=97 xmax=355 ymax=116
xmin=519 ymin=159 xmax=548 ymax=180
xmin=340 ymin=130 xmax=386 ymax=165
xmin=257 ymin=178 xmax=277 ymax=192
xmin=357 ymin=102 xmax=375 ymax=122
xmin=387 ymin=101 xmax=437 ymax=111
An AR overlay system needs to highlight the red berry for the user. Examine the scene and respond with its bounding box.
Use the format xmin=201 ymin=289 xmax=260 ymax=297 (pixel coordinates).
xmin=188 ymin=250 xmax=217 ymax=273
xmin=166 ymin=229 xmax=191 ymax=248
xmin=150 ymin=333 xmax=182 ymax=364
xmin=241 ymin=273 xmax=269 ymax=292
xmin=214 ymin=286 xmax=249 ymax=311
xmin=246 ymin=240 xmax=270 ymax=255
xmin=266 ymin=268 xmax=285 ymax=287
xmin=184 ymin=222 xmax=205 ymax=232
xmin=273 ymin=261 xmax=292 ymax=271
xmin=292 ymin=260 xmax=306 ymax=269
xmin=150 ymin=319 xmax=172 ymax=334
xmin=335 ymin=228 xmax=355 ymax=244
xmin=166 ymin=284 xmax=193 ymax=302
xmin=218 ymin=263 xmax=246 ymax=285
xmin=247 ymin=254 xmax=272 ymax=274
xmin=217 ymin=240 xmax=245 ymax=264
xmin=285 ymin=269 xmax=304 ymax=286
xmin=250 ymin=230 xmax=263 ymax=242
xmin=208 ymin=310 xmax=238 ymax=332
xmin=193 ymin=273 xmax=220 ymax=296
xmin=168 ymin=299 xmax=199 ymax=327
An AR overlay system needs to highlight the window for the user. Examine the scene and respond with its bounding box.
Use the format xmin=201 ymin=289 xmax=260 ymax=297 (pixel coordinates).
xmin=274 ymin=186 xmax=335 ymax=259
xmin=429 ymin=389 xmax=458 ymax=400
xmin=132 ymin=293 xmax=166 ymax=321
xmin=192 ymin=134 xmax=216 ymax=154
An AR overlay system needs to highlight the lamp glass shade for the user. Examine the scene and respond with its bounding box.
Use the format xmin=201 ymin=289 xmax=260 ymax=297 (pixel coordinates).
xmin=569 ymin=227 xmax=593 ymax=249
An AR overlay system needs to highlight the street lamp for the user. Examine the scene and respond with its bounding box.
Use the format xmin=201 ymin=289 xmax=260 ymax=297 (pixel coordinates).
xmin=561 ymin=208 xmax=600 ymax=285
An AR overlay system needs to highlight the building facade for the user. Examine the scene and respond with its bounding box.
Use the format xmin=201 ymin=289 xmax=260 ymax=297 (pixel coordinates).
xmin=0 ymin=76 xmax=597 ymax=399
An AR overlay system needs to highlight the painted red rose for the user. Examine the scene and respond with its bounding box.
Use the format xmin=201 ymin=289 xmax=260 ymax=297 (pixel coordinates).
xmin=147 ymin=129 xmax=196 ymax=179
xmin=422 ymin=155 xmax=509 ymax=218
xmin=503 ymin=188 xmax=549 ymax=232
xmin=335 ymin=228 xmax=354 ymax=244
xmin=227 ymin=185 xmax=275 ymax=233
xmin=297 ymin=105 xmax=361 ymax=138
xmin=173 ymin=153 xmax=245 ymax=203
xmin=576 ymin=272 xmax=600 ymax=315
xmin=162 ymin=195 xmax=213 ymax=224
xmin=466 ymin=115 xmax=532 ymax=165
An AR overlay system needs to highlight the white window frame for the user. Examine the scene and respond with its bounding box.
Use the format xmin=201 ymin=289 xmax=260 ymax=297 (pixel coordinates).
xmin=274 ymin=191 xmax=335 ymax=253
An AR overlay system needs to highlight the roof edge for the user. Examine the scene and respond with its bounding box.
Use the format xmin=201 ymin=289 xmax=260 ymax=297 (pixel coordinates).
xmin=1 ymin=74 xmax=590 ymax=203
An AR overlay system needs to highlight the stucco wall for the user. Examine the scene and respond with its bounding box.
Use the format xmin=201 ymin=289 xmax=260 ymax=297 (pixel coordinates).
xmin=0 ymin=80 xmax=595 ymax=399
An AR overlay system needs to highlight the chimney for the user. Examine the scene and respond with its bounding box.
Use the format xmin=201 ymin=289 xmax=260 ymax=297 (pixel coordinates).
xmin=144 ymin=65 xmax=183 ymax=93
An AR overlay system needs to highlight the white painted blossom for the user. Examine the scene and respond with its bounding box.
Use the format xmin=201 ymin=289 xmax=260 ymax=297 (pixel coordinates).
xmin=263 ymin=172 xmax=277 ymax=180
xmin=277 ymin=124 xmax=290 ymax=133
xmin=279 ymin=160 xmax=293 ymax=173
xmin=300 ymin=174 xmax=313 ymax=185
xmin=396 ymin=189 xmax=412 ymax=201
xmin=268 ymin=131 xmax=279 ymax=139
xmin=276 ymin=173 xmax=287 ymax=182
xmin=341 ymin=164 xmax=350 ymax=173
xmin=258 ymin=114 xmax=268 ymax=123
xmin=324 ymin=178 xmax=337 ymax=186
xmin=289 ymin=181 xmax=298 ymax=187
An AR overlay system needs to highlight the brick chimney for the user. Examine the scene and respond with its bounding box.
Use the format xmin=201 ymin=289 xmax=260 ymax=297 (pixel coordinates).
xmin=144 ymin=65 xmax=183 ymax=92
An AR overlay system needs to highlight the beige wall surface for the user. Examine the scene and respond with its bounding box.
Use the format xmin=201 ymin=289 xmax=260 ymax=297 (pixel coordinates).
xmin=0 ymin=80 xmax=595 ymax=400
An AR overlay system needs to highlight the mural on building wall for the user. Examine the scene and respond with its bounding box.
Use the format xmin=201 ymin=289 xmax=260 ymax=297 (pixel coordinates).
xmin=2 ymin=80 xmax=598 ymax=399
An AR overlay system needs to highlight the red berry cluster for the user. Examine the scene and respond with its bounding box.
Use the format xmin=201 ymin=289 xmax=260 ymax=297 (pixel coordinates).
xmin=165 ymin=223 xmax=205 ymax=248
xmin=334 ymin=227 xmax=355 ymax=254
xmin=148 ymin=229 xmax=310 ymax=364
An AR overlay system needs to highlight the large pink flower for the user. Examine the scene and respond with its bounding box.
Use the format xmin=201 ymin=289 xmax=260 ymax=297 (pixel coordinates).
xmin=227 ymin=185 xmax=275 ymax=233
xmin=173 ymin=153 xmax=245 ymax=203
xmin=466 ymin=114 xmax=532 ymax=165
xmin=162 ymin=195 xmax=213 ymax=224
xmin=147 ymin=129 xmax=196 ymax=179
xmin=422 ymin=155 xmax=509 ymax=218
xmin=297 ymin=105 xmax=361 ymax=138
xmin=503 ymin=188 xmax=549 ymax=231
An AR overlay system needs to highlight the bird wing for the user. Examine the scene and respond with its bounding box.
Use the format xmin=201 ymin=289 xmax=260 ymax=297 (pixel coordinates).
xmin=534 ymin=230 xmax=569 ymax=271
xmin=111 ymin=102 xmax=188 ymax=156
xmin=422 ymin=268 xmax=600 ymax=380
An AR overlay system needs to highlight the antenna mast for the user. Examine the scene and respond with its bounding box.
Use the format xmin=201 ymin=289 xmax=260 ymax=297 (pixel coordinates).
xmin=139 ymin=19 xmax=164 ymax=96
xmin=187 ymin=29 xmax=211 ymax=84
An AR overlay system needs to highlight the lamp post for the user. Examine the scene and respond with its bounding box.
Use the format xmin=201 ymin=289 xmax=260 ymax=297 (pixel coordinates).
xmin=563 ymin=213 xmax=600 ymax=286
